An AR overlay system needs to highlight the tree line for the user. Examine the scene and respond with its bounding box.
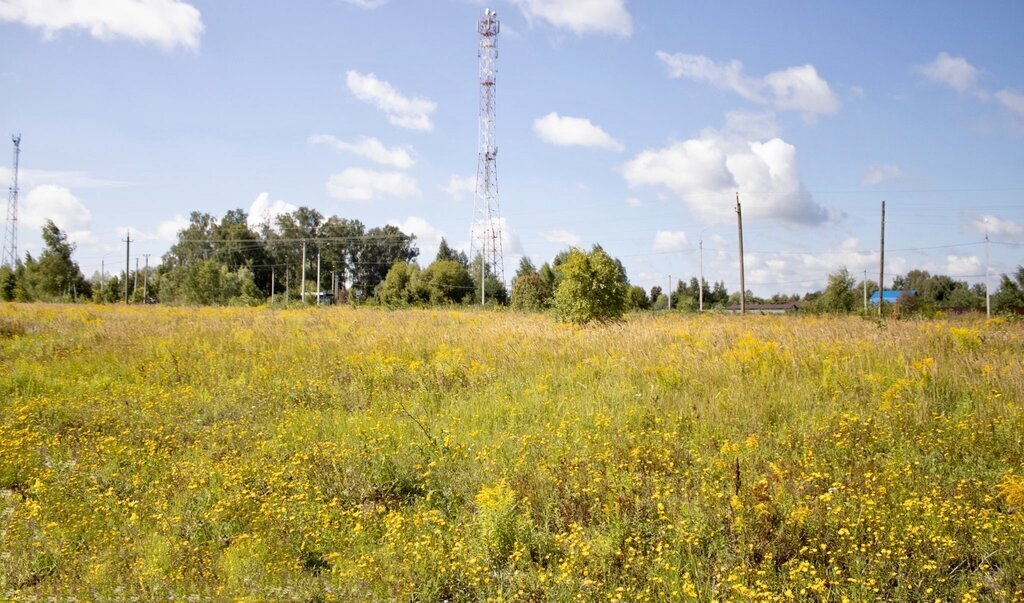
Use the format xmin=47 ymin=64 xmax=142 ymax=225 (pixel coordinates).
xmin=1 ymin=207 xmax=1022 ymax=324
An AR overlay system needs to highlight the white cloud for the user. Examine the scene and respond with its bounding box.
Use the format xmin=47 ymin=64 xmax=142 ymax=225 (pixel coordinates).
xmin=0 ymin=0 xmax=203 ymax=51
xmin=326 ymin=168 xmax=420 ymax=201
xmin=915 ymin=52 xmax=979 ymax=94
xmin=510 ymin=0 xmax=632 ymax=37
xmin=625 ymin=197 xmax=642 ymax=207
xmin=652 ymin=230 xmax=687 ymax=252
xmin=656 ymin=52 xmax=840 ymax=121
xmin=345 ymin=70 xmax=436 ymax=131
xmin=972 ymin=214 xmax=1024 ymax=240
xmin=343 ymin=0 xmax=388 ymax=8
xmin=389 ymin=216 xmax=444 ymax=260
xmin=440 ymin=174 xmax=476 ymax=201
xmin=724 ymin=111 xmax=780 ymax=139
xmin=996 ymin=90 xmax=1024 ymax=117
xmin=947 ymin=254 xmax=981 ymax=276
xmin=621 ymin=128 xmax=828 ymax=225
xmin=862 ymin=164 xmax=903 ymax=186
xmin=156 ymin=214 xmax=189 ymax=242
xmin=22 ymin=185 xmax=92 ymax=233
xmin=248 ymin=192 xmax=299 ymax=230
xmin=0 ymin=167 xmax=130 ymax=189
xmin=309 ymin=134 xmax=414 ymax=169
xmin=532 ymin=112 xmax=623 ymax=151
xmin=543 ymin=229 xmax=581 ymax=247
xmin=469 ymin=216 xmax=524 ymax=257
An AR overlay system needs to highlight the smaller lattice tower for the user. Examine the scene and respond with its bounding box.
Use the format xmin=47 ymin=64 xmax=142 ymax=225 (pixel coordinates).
xmin=470 ymin=8 xmax=503 ymax=303
xmin=2 ymin=134 xmax=20 ymax=269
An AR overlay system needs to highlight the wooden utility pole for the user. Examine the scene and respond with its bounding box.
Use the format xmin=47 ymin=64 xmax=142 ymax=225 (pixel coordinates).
xmin=300 ymin=241 xmax=307 ymax=304
xmin=863 ymin=270 xmax=868 ymax=313
xmin=122 ymin=231 xmax=132 ymax=304
xmin=316 ymin=251 xmax=322 ymax=306
xmin=271 ymin=267 xmax=275 ymax=305
xmin=878 ymin=200 xmax=885 ymax=318
xmin=735 ymin=192 xmax=745 ymax=315
xmin=142 ymin=254 xmax=150 ymax=301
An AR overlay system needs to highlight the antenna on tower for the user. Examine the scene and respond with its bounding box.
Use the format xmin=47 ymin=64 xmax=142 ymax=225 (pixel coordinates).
xmin=2 ymin=134 xmax=21 ymax=269
xmin=470 ymin=7 xmax=504 ymax=304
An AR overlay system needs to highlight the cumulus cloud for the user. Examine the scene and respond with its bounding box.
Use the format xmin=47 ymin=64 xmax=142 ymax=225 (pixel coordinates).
xmin=22 ymin=185 xmax=92 ymax=233
xmin=996 ymin=90 xmax=1024 ymax=117
xmin=862 ymin=164 xmax=903 ymax=186
xmin=621 ymin=128 xmax=829 ymax=225
xmin=389 ymin=216 xmax=444 ymax=259
xmin=248 ymin=192 xmax=299 ymax=230
xmin=345 ymin=70 xmax=436 ymax=131
xmin=533 ymin=112 xmax=623 ymax=151
xmin=625 ymin=197 xmax=642 ymax=207
xmin=656 ymin=52 xmax=840 ymax=121
xmin=469 ymin=216 xmax=524 ymax=256
xmin=0 ymin=0 xmax=203 ymax=51
xmin=652 ymin=230 xmax=687 ymax=252
xmin=543 ymin=229 xmax=581 ymax=247
xmin=915 ymin=52 xmax=980 ymax=94
xmin=510 ymin=0 xmax=632 ymax=37
xmin=309 ymin=134 xmax=414 ymax=169
xmin=972 ymin=214 xmax=1024 ymax=240
xmin=440 ymin=174 xmax=476 ymax=201
xmin=947 ymin=254 xmax=981 ymax=276
xmin=326 ymin=168 xmax=420 ymax=201
xmin=156 ymin=214 xmax=189 ymax=242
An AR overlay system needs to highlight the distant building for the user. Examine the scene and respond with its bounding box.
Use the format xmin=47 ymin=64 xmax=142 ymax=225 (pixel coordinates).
xmin=869 ymin=289 xmax=916 ymax=306
xmin=724 ymin=302 xmax=801 ymax=315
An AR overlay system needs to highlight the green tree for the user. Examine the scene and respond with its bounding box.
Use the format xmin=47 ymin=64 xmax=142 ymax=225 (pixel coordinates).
xmin=993 ymin=267 xmax=1024 ymax=312
xmin=435 ymin=238 xmax=469 ymax=268
xmin=376 ymin=261 xmax=422 ymax=306
xmin=626 ymin=285 xmax=649 ymax=310
xmin=515 ymin=257 xmax=537 ymax=280
xmin=352 ymin=225 xmax=418 ymax=301
xmin=510 ymin=273 xmax=551 ymax=311
xmin=23 ymin=220 xmax=90 ymax=301
xmin=0 ymin=265 xmax=14 ymax=301
xmin=816 ymin=267 xmax=856 ymax=313
xmin=419 ymin=260 xmax=473 ymax=304
xmin=553 ymin=247 xmax=628 ymax=325
xmin=468 ymin=253 xmax=508 ymax=305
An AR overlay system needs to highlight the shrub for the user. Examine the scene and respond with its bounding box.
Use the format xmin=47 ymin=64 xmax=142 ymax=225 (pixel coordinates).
xmin=553 ymin=247 xmax=628 ymax=325
xmin=510 ymin=273 xmax=551 ymax=311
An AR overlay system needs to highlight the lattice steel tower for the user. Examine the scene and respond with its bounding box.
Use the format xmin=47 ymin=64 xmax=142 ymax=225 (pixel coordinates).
xmin=2 ymin=135 xmax=20 ymax=269
xmin=470 ymin=8 xmax=504 ymax=304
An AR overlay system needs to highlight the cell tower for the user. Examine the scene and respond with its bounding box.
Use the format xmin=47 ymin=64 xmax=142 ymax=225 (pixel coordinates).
xmin=2 ymin=134 xmax=20 ymax=269
xmin=470 ymin=8 xmax=504 ymax=304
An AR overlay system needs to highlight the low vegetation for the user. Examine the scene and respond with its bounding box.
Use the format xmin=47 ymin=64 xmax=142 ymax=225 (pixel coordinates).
xmin=2 ymin=304 xmax=1022 ymax=600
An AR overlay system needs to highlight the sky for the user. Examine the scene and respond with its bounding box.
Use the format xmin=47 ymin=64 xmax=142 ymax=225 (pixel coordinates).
xmin=1 ymin=0 xmax=1023 ymax=296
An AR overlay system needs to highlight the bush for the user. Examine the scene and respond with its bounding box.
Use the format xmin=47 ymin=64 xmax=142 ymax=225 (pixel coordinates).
xmin=419 ymin=260 xmax=473 ymax=305
xmin=510 ymin=273 xmax=551 ymax=311
xmin=553 ymin=247 xmax=628 ymax=325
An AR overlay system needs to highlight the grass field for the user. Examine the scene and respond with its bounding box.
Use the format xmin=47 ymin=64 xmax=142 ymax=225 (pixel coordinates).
xmin=1 ymin=304 xmax=1023 ymax=601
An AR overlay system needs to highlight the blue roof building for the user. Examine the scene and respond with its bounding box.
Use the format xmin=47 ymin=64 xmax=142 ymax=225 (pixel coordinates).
xmin=870 ymin=289 xmax=916 ymax=305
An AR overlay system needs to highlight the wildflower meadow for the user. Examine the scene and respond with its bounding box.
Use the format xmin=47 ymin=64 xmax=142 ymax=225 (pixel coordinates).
xmin=1 ymin=304 xmax=1022 ymax=601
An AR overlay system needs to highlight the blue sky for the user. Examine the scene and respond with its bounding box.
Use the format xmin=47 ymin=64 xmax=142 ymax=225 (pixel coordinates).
xmin=1 ymin=0 xmax=1022 ymax=295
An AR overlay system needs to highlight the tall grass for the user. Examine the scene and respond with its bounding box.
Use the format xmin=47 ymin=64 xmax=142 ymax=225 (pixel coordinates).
xmin=1 ymin=303 xmax=1022 ymax=600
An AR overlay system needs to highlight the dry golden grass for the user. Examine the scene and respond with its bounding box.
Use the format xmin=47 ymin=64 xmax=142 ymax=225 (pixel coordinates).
xmin=1 ymin=303 xmax=1022 ymax=600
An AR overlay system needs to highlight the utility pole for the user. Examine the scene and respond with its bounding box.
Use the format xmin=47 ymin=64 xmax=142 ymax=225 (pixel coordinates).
xmin=878 ymin=201 xmax=885 ymax=318
xmin=668 ymin=275 xmax=672 ymax=311
xmin=735 ymin=192 xmax=746 ymax=315
xmin=134 ymin=257 xmax=139 ymax=298
xmin=142 ymin=254 xmax=150 ymax=301
xmin=316 ymin=250 xmax=322 ymax=306
xmin=863 ymin=270 xmax=868 ymax=313
xmin=985 ymin=217 xmax=991 ymax=318
xmin=123 ymin=231 xmax=132 ymax=304
xmin=699 ymin=237 xmax=704 ymax=313
xmin=300 ymin=240 xmax=307 ymax=305
xmin=271 ymin=267 xmax=275 ymax=305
